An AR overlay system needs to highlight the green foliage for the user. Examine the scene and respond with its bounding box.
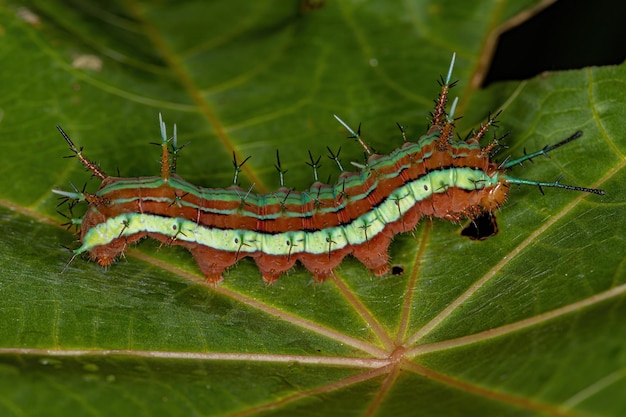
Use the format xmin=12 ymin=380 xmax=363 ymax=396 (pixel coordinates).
xmin=0 ymin=1 xmax=624 ymax=416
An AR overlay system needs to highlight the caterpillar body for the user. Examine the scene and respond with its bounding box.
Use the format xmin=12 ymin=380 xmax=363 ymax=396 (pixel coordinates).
xmin=54 ymin=55 xmax=604 ymax=283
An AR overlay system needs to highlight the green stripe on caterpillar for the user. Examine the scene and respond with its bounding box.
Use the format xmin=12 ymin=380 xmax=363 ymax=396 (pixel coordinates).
xmin=53 ymin=54 xmax=604 ymax=283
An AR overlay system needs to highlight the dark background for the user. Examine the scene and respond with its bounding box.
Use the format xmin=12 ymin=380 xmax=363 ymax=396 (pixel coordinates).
xmin=485 ymin=0 xmax=626 ymax=85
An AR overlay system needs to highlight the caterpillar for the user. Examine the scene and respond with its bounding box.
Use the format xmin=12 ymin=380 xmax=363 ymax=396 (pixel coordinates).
xmin=54 ymin=55 xmax=604 ymax=283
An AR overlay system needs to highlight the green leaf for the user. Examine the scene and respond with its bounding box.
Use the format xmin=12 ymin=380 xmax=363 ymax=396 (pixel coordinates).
xmin=0 ymin=1 xmax=624 ymax=416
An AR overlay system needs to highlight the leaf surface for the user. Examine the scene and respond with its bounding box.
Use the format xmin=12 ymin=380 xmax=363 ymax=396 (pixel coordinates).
xmin=0 ymin=1 xmax=624 ymax=416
